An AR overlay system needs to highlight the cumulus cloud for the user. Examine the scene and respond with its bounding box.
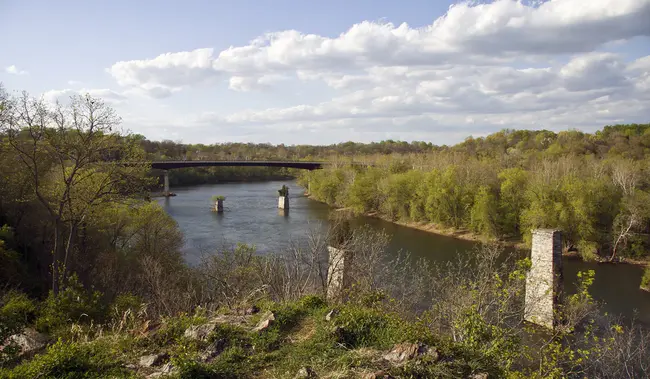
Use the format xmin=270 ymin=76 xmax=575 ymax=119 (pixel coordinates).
xmin=106 ymin=0 xmax=650 ymax=96
xmin=107 ymin=48 xmax=218 ymax=97
xmin=97 ymin=0 xmax=650 ymax=142
xmin=5 ymin=65 xmax=28 ymax=75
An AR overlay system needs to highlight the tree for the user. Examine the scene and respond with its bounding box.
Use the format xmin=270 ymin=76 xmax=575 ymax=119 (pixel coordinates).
xmin=0 ymin=91 xmax=150 ymax=293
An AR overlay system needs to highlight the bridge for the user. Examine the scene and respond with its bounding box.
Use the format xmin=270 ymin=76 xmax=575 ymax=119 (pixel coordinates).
xmin=151 ymin=160 xmax=326 ymax=196
xmin=151 ymin=160 xmax=325 ymax=171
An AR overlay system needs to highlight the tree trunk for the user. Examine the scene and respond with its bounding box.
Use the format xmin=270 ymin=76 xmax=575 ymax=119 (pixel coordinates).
xmin=52 ymin=219 xmax=64 ymax=294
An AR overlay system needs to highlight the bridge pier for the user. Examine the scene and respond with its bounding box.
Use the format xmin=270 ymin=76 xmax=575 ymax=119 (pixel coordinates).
xmin=525 ymin=229 xmax=563 ymax=329
xmin=163 ymin=170 xmax=170 ymax=196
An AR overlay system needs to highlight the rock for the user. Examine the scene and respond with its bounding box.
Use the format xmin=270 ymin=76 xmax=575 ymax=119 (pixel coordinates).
xmin=361 ymin=371 xmax=393 ymax=379
xmin=183 ymin=323 xmax=216 ymax=341
xmin=146 ymin=363 xmax=177 ymax=378
xmin=160 ymin=363 xmax=175 ymax=374
xmin=139 ymin=353 xmax=169 ymax=367
xmin=198 ymin=338 xmax=226 ymax=363
xmin=325 ymin=309 xmax=339 ymax=321
xmin=252 ymin=311 xmax=275 ymax=332
xmin=244 ymin=305 xmax=260 ymax=315
xmin=295 ymin=366 xmax=317 ymax=378
xmin=6 ymin=328 xmax=49 ymax=357
xmin=470 ymin=373 xmax=488 ymax=379
xmin=382 ymin=342 xmax=433 ymax=364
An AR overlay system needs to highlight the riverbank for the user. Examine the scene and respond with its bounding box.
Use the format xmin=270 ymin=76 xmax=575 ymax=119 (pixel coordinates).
xmin=310 ymin=194 xmax=650 ymax=268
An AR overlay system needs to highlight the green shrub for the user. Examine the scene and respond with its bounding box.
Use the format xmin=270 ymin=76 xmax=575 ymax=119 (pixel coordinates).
xmin=1 ymin=339 xmax=135 ymax=378
xmin=0 ymin=291 xmax=37 ymax=366
xmin=641 ymin=266 xmax=650 ymax=291
xmin=35 ymin=275 xmax=104 ymax=335
xmin=332 ymin=305 xmax=407 ymax=349
xmin=152 ymin=313 xmax=205 ymax=347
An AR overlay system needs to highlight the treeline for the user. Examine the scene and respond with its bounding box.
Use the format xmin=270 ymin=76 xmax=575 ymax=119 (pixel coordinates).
xmin=301 ymin=125 xmax=650 ymax=262
xmin=139 ymin=136 xmax=436 ymax=186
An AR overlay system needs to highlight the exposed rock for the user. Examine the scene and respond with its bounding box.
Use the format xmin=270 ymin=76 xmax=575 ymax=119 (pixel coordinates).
xmin=470 ymin=373 xmax=488 ymax=379
xmin=244 ymin=305 xmax=260 ymax=315
xmin=146 ymin=362 xmax=177 ymax=378
xmin=139 ymin=353 xmax=169 ymax=367
xmin=295 ymin=366 xmax=317 ymax=378
xmin=252 ymin=311 xmax=275 ymax=332
xmin=183 ymin=323 xmax=216 ymax=341
xmin=6 ymin=328 xmax=49 ymax=357
xmin=325 ymin=309 xmax=339 ymax=321
xmin=199 ymin=338 xmax=226 ymax=363
xmin=361 ymin=371 xmax=393 ymax=379
xmin=382 ymin=342 xmax=434 ymax=364
xmin=211 ymin=314 xmax=250 ymax=326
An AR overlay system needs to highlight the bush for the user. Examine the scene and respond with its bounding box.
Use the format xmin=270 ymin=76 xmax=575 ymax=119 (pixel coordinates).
xmin=0 ymin=291 xmax=37 ymax=366
xmin=35 ymin=275 xmax=104 ymax=335
xmin=0 ymin=339 xmax=135 ymax=379
xmin=332 ymin=305 xmax=409 ymax=349
xmin=641 ymin=266 xmax=650 ymax=291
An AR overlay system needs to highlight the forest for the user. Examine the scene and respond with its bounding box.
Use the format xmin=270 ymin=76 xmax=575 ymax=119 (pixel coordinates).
xmin=301 ymin=125 xmax=650 ymax=263
xmin=1 ymin=87 xmax=649 ymax=378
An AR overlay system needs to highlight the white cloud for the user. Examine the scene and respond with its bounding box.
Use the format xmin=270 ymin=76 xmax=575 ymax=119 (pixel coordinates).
xmin=94 ymin=0 xmax=650 ymax=143
xmin=5 ymin=65 xmax=28 ymax=75
xmin=106 ymin=0 xmax=650 ymax=96
xmin=107 ymin=48 xmax=219 ymax=97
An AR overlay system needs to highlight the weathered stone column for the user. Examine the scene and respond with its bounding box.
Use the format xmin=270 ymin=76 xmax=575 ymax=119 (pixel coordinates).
xmin=278 ymin=195 xmax=289 ymax=210
xmin=327 ymin=246 xmax=351 ymax=301
xmin=163 ymin=170 xmax=170 ymax=196
xmin=214 ymin=199 xmax=224 ymax=213
xmin=525 ymin=229 xmax=563 ymax=329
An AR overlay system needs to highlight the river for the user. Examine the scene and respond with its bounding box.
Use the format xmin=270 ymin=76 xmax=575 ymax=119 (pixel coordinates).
xmin=158 ymin=180 xmax=650 ymax=325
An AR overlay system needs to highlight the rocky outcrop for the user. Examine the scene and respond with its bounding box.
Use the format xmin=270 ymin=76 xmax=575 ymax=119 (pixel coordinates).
xmin=325 ymin=309 xmax=339 ymax=321
xmin=138 ymin=353 xmax=169 ymax=367
xmin=146 ymin=362 xmax=176 ymax=378
xmin=252 ymin=311 xmax=275 ymax=332
xmin=382 ymin=342 xmax=437 ymax=365
xmin=295 ymin=366 xmax=317 ymax=378
xmin=198 ymin=338 xmax=227 ymax=363
xmin=183 ymin=323 xmax=216 ymax=341
xmin=4 ymin=328 xmax=49 ymax=358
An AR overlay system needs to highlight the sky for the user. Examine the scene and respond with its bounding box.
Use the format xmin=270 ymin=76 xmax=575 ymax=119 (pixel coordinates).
xmin=1 ymin=0 xmax=649 ymax=145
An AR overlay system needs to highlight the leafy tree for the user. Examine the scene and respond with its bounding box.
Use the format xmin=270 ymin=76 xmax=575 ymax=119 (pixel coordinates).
xmin=0 ymin=92 xmax=150 ymax=293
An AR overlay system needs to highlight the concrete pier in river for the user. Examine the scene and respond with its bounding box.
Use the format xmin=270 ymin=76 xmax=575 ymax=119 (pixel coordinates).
xmin=525 ymin=229 xmax=563 ymax=330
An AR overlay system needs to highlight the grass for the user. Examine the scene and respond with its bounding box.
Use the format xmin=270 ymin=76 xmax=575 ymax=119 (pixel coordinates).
xmin=0 ymin=295 xmax=504 ymax=379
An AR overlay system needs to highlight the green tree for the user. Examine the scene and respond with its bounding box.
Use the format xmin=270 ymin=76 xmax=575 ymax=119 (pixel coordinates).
xmin=470 ymin=185 xmax=499 ymax=237
xmin=1 ymin=92 xmax=150 ymax=293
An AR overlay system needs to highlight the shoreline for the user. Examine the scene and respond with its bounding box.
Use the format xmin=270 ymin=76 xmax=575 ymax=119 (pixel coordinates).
xmin=308 ymin=194 xmax=649 ymax=268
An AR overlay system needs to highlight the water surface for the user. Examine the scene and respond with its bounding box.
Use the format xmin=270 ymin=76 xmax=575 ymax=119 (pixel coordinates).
xmin=159 ymin=180 xmax=650 ymax=324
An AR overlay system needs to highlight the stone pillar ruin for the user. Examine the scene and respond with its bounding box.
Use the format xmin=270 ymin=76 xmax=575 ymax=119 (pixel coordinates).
xmin=327 ymin=246 xmax=351 ymax=301
xmin=525 ymin=229 xmax=563 ymax=329
xmin=163 ymin=170 xmax=170 ymax=196
xmin=214 ymin=199 xmax=224 ymax=213
xmin=278 ymin=195 xmax=289 ymax=210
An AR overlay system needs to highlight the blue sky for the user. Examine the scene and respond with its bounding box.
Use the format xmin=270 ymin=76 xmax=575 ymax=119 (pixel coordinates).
xmin=1 ymin=0 xmax=649 ymax=145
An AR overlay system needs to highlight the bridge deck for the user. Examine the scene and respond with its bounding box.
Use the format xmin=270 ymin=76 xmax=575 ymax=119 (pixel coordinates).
xmin=150 ymin=160 xmax=325 ymax=170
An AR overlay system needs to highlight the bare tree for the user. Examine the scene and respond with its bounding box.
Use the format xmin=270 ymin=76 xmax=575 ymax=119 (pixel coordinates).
xmin=0 ymin=91 xmax=150 ymax=292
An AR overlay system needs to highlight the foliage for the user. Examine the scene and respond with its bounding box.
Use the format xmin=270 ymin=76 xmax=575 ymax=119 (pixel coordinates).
xmin=0 ymin=339 xmax=136 ymax=379
xmin=211 ymin=195 xmax=225 ymax=202
xmin=641 ymin=266 xmax=650 ymax=291
xmin=304 ymin=126 xmax=650 ymax=260
xmin=277 ymin=185 xmax=289 ymax=197
xmin=35 ymin=274 xmax=104 ymax=336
